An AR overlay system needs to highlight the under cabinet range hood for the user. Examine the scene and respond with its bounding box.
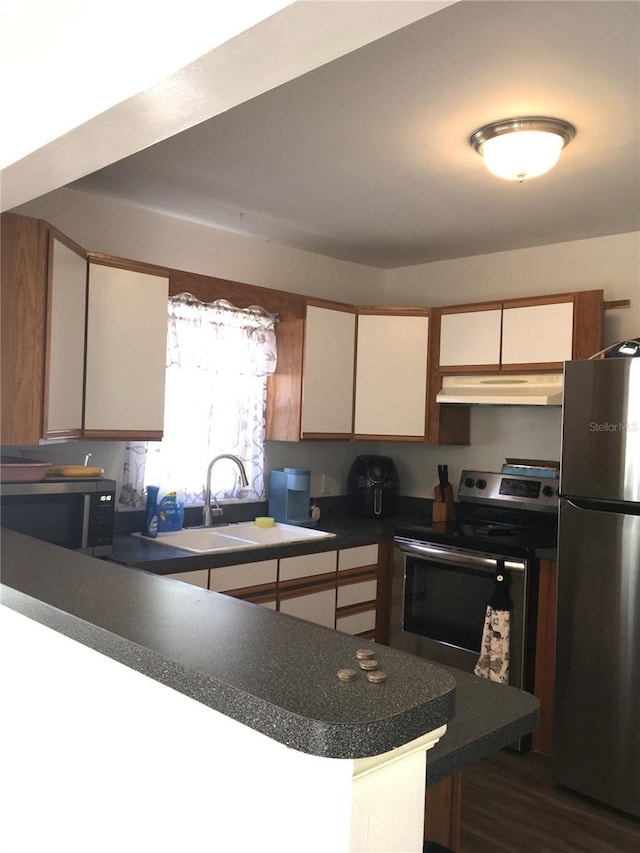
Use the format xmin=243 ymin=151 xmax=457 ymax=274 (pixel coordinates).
xmin=436 ymin=373 xmax=564 ymax=406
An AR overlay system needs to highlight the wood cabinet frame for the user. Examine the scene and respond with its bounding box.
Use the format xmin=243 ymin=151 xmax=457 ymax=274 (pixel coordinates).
xmin=436 ymin=290 xmax=603 ymax=375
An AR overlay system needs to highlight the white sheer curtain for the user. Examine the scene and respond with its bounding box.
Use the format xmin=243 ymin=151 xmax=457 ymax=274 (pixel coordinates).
xmin=120 ymin=294 xmax=278 ymax=509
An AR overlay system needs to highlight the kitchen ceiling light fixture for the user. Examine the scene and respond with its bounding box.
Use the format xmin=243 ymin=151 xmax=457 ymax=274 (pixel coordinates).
xmin=470 ymin=116 xmax=576 ymax=182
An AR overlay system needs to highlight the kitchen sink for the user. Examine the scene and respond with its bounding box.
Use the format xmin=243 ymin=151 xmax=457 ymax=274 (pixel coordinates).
xmin=134 ymin=521 xmax=335 ymax=554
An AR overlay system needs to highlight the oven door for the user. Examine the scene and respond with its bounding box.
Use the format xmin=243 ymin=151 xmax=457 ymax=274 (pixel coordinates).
xmin=390 ymin=537 xmax=529 ymax=692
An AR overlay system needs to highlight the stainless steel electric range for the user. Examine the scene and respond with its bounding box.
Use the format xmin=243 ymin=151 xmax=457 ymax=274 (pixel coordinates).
xmin=391 ymin=467 xmax=558 ymax=747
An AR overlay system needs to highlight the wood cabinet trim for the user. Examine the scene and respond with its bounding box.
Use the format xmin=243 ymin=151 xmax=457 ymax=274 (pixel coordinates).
xmin=305 ymin=297 xmax=356 ymax=313
xmin=502 ymin=293 xmax=575 ymax=310
xmin=440 ymin=300 xmax=503 ymax=314
xmin=439 ymin=363 xmax=502 ymax=374
xmin=533 ymin=558 xmax=557 ymax=756
xmin=337 ymin=566 xmax=378 ymax=583
xmin=424 ymin=772 xmax=462 ymax=850
xmin=49 ymin=226 xmax=87 ymax=259
xmin=572 ymin=289 xmax=604 ymax=359
xmin=87 ymin=252 xmax=173 ymax=279
xmin=499 ymin=362 xmax=564 ymax=373
xmin=356 ymin=305 xmax=430 ymax=317
xmin=0 ymin=213 xmax=48 ymax=445
xmin=83 ymin=429 xmax=164 ymax=440
xmin=336 ymin=600 xmax=377 ymax=617
xmin=277 ymin=575 xmax=337 ymax=600
xmin=219 ymin=581 xmax=279 ymax=599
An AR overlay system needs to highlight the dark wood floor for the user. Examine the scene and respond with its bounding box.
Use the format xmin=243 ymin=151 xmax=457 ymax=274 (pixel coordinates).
xmin=459 ymin=750 xmax=640 ymax=853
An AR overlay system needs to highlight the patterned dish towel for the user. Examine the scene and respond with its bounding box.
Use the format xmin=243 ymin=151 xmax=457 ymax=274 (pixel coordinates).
xmin=474 ymin=564 xmax=512 ymax=683
xmin=474 ymin=605 xmax=510 ymax=683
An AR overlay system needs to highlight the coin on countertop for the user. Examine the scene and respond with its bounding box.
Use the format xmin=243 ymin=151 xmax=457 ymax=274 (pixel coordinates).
xmin=359 ymin=659 xmax=379 ymax=671
xmin=337 ymin=668 xmax=358 ymax=681
xmin=356 ymin=648 xmax=375 ymax=660
xmin=367 ymin=670 xmax=387 ymax=683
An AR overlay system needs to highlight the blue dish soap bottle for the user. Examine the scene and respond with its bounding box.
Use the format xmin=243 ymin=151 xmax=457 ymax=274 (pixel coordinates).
xmin=156 ymin=484 xmax=185 ymax=533
xmin=142 ymin=485 xmax=159 ymax=538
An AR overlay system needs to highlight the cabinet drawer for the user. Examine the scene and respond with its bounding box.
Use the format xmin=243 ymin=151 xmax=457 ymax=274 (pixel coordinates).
xmin=209 ymin=559 xmax=278 ymax=592
xmin=337 ymin=609 xmax=376 ymax=636
xmin=164 ymin=569 xmax=209 ymax=589
xmin=338 ymin=544 xmax=378 ymax=571
xmin=279 ymin=551 xmax=337 ymax=582
xmin=279 ymin=587 xmax=336 ymax=628
xmin=337 ymin=579 xmax=377 ymax=608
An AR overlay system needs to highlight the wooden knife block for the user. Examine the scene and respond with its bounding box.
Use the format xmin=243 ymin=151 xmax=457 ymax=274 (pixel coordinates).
xmin=432 ymin=484 xmax=456 ymax=523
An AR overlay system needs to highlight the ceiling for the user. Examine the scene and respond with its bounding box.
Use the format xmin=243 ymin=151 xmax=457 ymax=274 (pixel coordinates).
xmin=69 ymin=1 xmax=640 ymax=269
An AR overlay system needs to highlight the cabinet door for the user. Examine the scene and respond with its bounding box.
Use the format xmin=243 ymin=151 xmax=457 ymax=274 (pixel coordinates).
xmin=301 ymin=304 xmax=355 ymax=437
xmin=279 ymin=550 xmax=337 ymax=582
xmin=45 ymin=236 xmax=87 ymax=437
xmin=164 ymin=569 xmax=209 ymax=588
xmin=84 ymin=263 xmax=168 ymax=438
xmin=337 ymin=544 xmax=379 ymax=572
xmin=354 ymin=313 xmax=429 ymax=438
xmin=279 ymin=587 xmax=337 ymax=628
xmin=501 ymin=302 xmax=573 ymax=366
xmin=209 ymin=559 xmax=278 ymax=593
xmin=439 ymin=309 xmax=502 ymax=369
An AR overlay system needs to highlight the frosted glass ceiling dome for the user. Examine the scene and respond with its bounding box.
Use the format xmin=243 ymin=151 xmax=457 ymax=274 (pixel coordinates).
xmin=470 ymin=117 xmax=576 ymax=182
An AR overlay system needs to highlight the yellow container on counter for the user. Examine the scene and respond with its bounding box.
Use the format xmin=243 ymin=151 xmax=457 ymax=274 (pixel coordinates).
xmin=254 ymin=516 xmax=276 ymax=528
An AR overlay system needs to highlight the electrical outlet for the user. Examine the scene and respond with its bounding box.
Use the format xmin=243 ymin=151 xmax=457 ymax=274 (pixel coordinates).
xmin=321 ymin=474 xmax=330 ymax=495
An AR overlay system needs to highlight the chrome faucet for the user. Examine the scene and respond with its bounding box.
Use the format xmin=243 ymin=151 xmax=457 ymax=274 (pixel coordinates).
xmin=203 ymin=454 xmax=249 ymax=527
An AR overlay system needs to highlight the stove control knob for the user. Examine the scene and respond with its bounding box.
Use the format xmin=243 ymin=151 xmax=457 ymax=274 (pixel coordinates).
xmin=542 ymin=485 xmax=555 ymax=497
xmin=475 ymin=478 xmax=487 ymax=490
xmin=464 ymin=477 xmax=475 ymax=488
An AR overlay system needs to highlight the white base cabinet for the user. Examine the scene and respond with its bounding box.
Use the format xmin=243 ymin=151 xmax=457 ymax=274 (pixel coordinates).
xmin=165 ymin=543 xmax=383 ymax=638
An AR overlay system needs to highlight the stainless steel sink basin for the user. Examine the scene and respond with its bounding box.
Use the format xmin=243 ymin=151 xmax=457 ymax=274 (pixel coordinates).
xmin=134 ymin=521 xmax=335 ymax=554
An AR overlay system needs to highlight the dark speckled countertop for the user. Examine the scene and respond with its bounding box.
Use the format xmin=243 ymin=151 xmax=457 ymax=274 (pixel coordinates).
xmin=2 ymin=499 xmax=542 ymax=776
xmin=1 ymin=527 xmax=458 ymax=760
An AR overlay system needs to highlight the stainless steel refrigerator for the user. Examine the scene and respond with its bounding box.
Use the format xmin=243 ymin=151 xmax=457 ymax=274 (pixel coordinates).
xmin=553 ymin=357 xmax=640 ymax=817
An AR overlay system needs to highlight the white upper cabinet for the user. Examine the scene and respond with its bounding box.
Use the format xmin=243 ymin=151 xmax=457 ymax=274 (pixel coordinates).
xmin=84 ymin=263 xmax=169 ymax=437
xmin=354 ymin=312 xmax=429 ymax=438
xmin=501 ymin=301 xmax=574 ymax=365
xmin=301 ymin=304 xmax=355 ymax=436
xmin=439 ymin=308 xmax=502 ymax=368
xmin=45 ymin=236 xmax=87 ymax=437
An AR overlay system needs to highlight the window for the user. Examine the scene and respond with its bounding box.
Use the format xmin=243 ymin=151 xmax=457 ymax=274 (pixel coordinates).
xmin=120 ymin=294 xmax=278 ymax=509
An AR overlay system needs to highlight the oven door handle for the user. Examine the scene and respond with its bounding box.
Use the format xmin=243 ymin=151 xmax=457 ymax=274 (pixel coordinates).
xmin=394 ymin=538 xmax=526 ymax=572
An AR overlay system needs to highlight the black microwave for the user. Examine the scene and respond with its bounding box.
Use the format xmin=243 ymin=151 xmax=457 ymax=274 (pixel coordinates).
xmin=0 ymin=478 xmax=116 ymax=556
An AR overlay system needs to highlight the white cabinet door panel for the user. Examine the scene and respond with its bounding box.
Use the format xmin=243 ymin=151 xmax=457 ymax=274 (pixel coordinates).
xmin=338 ymin=544 xmax=379 ymax=571
xmin=209 ymin=559 xmax=278 ymax=592
xmin=279 ymin=550 xmax=337 ymax=582
xmin=337 ymin=579 xmax=377 ymax=608
xmin=354 ymin=314 xmax=428 ymax=437
xmin=47 ymin=239 xmax=87 ymax=433
xmin=279 ymin=588 xmax=336 ymax=628
xmin=439 ymin=309 xmax=502 ymax=367
xmin=85 ymin=264 xmax=168 ymax=432
xmin=337 ymin=609 xmax=376 ymax=636
xmin=502 ymin=302 xmax=573 ymax=365
xmin=302 ymin=306 xmax=355 ymax=435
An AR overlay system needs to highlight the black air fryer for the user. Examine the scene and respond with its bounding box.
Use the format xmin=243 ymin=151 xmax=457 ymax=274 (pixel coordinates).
xmin=347 ymin=455 xmax=398 ymax=518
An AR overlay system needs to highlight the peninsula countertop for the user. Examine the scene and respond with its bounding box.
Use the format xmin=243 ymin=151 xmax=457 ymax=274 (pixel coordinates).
xmin=1 ymin=528 xmax=457 ymax=759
